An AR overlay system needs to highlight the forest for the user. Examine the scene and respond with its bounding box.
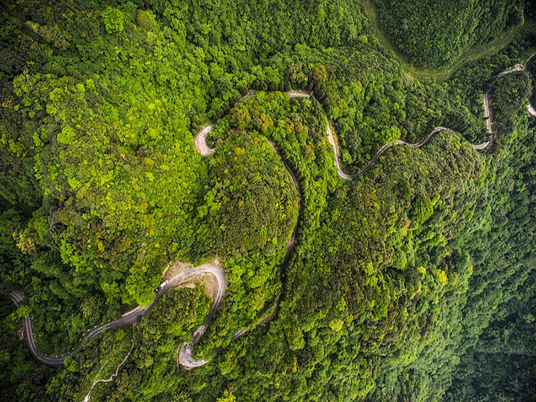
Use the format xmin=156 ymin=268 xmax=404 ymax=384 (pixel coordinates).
xmin=0 ymin=0 xmax=535 ymax=401
xmin=373 ymin=0 xmax=525 ymax=68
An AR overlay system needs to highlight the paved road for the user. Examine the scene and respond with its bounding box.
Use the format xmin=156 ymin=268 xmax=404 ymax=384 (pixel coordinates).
xmin=196 ymin=82 xmax=505 ymax=181
xmin=326 ymin=124 xmax=355 ymax=180
xmin=8 ymin=263 xmax=226 ymax=368
xmin=529 ymin=103 xmax=536 ymax=118
xmin=496 ymin=63 xmax=524 ymax=78
xmin=176 ymin=264 xmax=227 ymax=369
xmin=265 ymin=138 xmax=301 ymax=250
xmin=193 ymin=91 xmax=313 ymax=157
xmin=9 ymin=64 xmax=534 ymax=371
xmin=195 ymin=133 xmax=302 ymax=345
xmin=194 ymin=125 xmax=216 ymax=156
xmin=328 ymin=123 xmax=492 ymax=180
xmin=483 ymin=91 xmax=493 ymax=136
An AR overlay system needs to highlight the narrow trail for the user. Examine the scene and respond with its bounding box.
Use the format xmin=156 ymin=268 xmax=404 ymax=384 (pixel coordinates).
xmin=82 ymin=327 xmax=135 ymax=402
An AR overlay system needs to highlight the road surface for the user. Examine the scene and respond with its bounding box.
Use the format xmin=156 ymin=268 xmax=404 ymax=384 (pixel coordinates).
xmin=265 ymin=138 xmax=301 ymax=250
xmin=483 ymin=91 xmax=493 ymax=136
xmin=495 ymin=63 xmax=524 ymax=78
xmin=176 ymin=264 xmax=227 ymax=368
xmin=193 ymin=76 xmax=521 ymax=181
xmin=193 ymin=91 xmax=313 ymax=156
xmin=529 ymin=103 xmax=536 ymax=118
xmin=194 ymin=125 xmax=216 ymax=156
xmin=326 ymin=124 xmax=356 ymax=180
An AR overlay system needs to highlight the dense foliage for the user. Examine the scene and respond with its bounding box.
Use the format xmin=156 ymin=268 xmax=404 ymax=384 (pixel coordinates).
xmin=374 ymin=0 xmax=524 ymax=67
xmin=0 ymin=0 xmax=535 ymax=401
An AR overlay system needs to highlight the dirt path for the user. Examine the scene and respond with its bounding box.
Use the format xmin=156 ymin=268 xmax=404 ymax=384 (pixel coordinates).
xmin=82 ymin=327 xmax=135 ymax=402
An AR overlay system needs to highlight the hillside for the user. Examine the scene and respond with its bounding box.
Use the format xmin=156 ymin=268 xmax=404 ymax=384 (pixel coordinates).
xmin=0 ymin=1 xmax=535 ymax=401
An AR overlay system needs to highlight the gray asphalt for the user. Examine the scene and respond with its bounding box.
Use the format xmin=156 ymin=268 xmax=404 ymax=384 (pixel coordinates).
xmin=195 ymin=133 xmax=302 ymax=348
xmin=529 ymin=103 xmax=536 ymax=118
xmin=193 ymin=90 xmax=312 ymax=157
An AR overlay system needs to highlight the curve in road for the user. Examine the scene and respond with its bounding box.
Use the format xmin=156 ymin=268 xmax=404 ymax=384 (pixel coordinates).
xmin=194 ymin=91 xmax=312 ymax=157
xmin=8 ymin=263 xmax=226 ymax=369
xmin=197 ymin=66 xmax=529 ymax=181
xmin=529 ymin=103 xmax=536 ymax=118
xmin=203 ymin=63 xmax=536 ymax=344
xmin=194 ymin=125 xmax=215 ymax=156
xmin=194 ymin=131 xmax=302 ymax=350
xmin=265 ymin=138 xmax=302 ymax=250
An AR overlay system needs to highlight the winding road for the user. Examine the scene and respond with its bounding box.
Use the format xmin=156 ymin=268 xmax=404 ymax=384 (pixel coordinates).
xmin=8 ymin=263 xmax=226 ymax=369
xmin=5 ymin=62 xmax=535 ymax=375
xmin=265 ymin=138 xmax=302 ymax=250
xmin=326 ymin=64 xmax=536 ymax=179
xmin=194 ymin=90 xmax=312 ymax=157
xmin=197 ymin=65 xmax=534 ymax=181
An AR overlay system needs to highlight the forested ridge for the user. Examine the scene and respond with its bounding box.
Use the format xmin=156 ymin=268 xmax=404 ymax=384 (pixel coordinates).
xmin=373 ymin=0 xmax=525 ymax=68
xmin=1 ymin=0 xmax=536 ymax=401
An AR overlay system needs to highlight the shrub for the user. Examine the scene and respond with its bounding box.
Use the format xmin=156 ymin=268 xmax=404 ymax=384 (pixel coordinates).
xmin=102 ymin=6 xmax=124 ymax=34
xmin=136 ymin=9 xmax=155 ymax=30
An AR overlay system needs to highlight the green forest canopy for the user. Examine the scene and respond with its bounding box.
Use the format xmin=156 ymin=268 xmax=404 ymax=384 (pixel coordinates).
xmin=0 ymin=0 xmax=535 ymax=401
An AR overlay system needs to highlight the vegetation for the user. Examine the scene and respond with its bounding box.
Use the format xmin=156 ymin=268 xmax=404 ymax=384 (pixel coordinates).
xmin=374 ymin=0 xmax=524 ymax=68
xmin=0 ymin=0 xmax=535 ymax=401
